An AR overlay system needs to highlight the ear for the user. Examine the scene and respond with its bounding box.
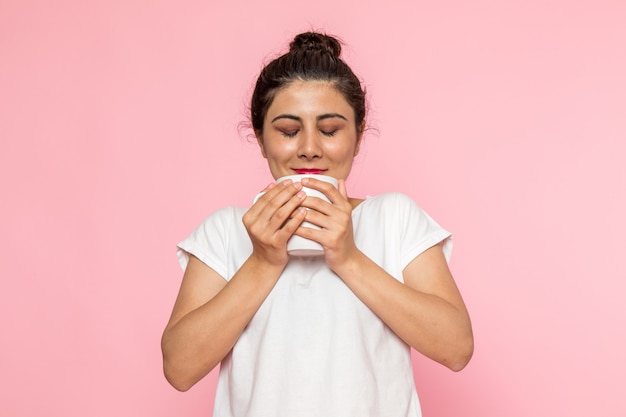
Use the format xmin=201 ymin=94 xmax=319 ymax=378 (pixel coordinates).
xmin=255 ymin=130 xmax=268 ymax=158
xmin=354 ymin=122 xmax=366 ymax=156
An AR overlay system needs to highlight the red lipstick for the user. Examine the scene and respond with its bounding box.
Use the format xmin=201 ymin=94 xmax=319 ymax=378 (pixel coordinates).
xmin=293 ymin=169 xmax=327 ymax=175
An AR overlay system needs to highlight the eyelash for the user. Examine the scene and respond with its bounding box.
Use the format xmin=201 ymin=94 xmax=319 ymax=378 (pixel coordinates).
xmin=281 ymin=129 xmax=337 ymax=138
xmin=282 ymin=130 xmax=298 ymax=138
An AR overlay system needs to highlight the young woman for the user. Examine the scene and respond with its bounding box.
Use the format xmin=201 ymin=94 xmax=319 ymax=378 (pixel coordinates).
xmin=162 ymin=31 xmax=473 ymax=417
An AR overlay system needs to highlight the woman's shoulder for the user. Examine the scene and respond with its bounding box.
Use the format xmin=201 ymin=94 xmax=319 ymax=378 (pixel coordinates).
xmin=193 ymin=205 xmax=247 ymax=232
xmin=356 ymin=192 xmax=420 ymax=211
xmin=212 ymin=205 xmax=248 ymax=217
xmin=354 ymin=192 xmax=438 ymax=226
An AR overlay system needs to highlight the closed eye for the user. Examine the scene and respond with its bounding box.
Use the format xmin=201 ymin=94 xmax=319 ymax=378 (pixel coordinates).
xmin=281 ymin=129 xmax=299 ymax=138
xmin=321 ymin=129 xmax=338 ymax=137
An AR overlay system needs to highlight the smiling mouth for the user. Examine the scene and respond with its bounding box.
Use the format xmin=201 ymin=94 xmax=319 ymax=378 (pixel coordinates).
xmin=293 ymin=169 xmax=327 ymax=174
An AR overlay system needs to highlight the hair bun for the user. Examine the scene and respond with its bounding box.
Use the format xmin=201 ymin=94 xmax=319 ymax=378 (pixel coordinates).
xmin=289 ymin=32 xmax=341 ymax=58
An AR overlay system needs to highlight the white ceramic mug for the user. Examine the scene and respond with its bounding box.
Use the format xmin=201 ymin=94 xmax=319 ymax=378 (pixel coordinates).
xmin=253 ymin=174 xmax=338 ymax=256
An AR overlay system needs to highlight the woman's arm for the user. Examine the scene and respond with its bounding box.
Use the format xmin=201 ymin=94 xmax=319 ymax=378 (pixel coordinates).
xmin=161 ymin=254 xmax=285 ymax=391
xmin=332 ymin=243 xmax=474 ymax=371
xmin=297 ymin=177 xmax=473 ymax=371
xmin=161 ymin=179 xmax=307 ymax=391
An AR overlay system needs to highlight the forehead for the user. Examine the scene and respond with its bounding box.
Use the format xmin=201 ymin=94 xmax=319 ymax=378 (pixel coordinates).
xmin=266 ymin=80 xmax=355 ymax=119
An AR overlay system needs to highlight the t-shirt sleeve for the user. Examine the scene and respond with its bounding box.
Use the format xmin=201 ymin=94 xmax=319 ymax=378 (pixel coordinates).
xmin=176 ymin=207 xmax=234 ymax=280
xmin=396 ymin=193 xmax=452 ymax=270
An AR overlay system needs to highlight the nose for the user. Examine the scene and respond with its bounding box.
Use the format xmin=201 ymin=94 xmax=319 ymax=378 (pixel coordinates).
xmin=297 ymin=130 xmax=322 ymax=160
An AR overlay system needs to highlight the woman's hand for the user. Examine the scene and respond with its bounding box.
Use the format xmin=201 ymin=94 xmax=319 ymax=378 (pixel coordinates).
xmin=296 ymin=180 xmax=474 ymax=369
xmin=242 ymin=179 xmax=307 ymax=267
xmin=295 ymin=177 xmax=360 ymax=270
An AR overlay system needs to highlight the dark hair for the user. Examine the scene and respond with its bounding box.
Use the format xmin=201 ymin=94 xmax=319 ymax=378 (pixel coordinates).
xmin=251 ymin=32 xmax=366 ymax=136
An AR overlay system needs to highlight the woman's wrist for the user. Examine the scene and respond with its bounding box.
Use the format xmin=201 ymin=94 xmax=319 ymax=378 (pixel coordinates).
xmin=246 ymin=251 xmax=288 ymax=280
xmin=328 ymin=247 xmax=368 ymax=283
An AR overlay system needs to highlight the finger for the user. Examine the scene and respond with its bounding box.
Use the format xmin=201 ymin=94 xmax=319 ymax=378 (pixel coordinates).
xmin=253 ymin=180 xmax=298 ymax=211
xmin=299 ymin=191 xmax=350 ymax=215
xmin=300 ymin=206 xmax=338 ymax=231
xmin=300 ymin=177 xmax=338 ymax=194
xmin=247 ymin=180 xmax=301 ymax=231
xmin=337 ymin=179 xmax=348 ymax=199
xmin=245 ymin=192 xmax=306 ymax=250
xmin=300 ymin=177 xmax=344 ymax=205
xmin=261 ymin=179 xmax=293 ymax=201
xmin=262 ymin=182 xmax=276 ymax=192
xmin=277 ymin=206 xmax=307 ymax=236
xmin=263 ymin=186 xmax=307 ymax=231
xmin=271 ymin=190 xmax=307 ymax=229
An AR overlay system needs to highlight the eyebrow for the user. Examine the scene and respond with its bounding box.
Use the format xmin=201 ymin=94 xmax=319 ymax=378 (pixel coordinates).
xmin=271 ymin=113 xmax=348 ymax=123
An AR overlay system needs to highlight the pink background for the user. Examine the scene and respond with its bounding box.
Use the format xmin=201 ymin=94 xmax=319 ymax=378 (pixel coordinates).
xmin=1 ymin=1 xmax=625 ymax=416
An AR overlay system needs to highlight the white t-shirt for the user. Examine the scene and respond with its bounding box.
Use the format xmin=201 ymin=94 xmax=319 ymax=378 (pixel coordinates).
xmin=177 ymin=192 xmax=452 ymax=417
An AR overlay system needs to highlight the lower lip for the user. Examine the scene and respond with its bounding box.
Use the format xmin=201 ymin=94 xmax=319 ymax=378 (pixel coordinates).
xmin=293 ymin=169 xmax=326 ymax=175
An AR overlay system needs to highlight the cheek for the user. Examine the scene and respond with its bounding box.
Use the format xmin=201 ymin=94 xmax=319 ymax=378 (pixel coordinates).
xmin=327 ymin=141 xmax=358 ymax=160
xmin=264 ymin=141 xmax=296 ymax=159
